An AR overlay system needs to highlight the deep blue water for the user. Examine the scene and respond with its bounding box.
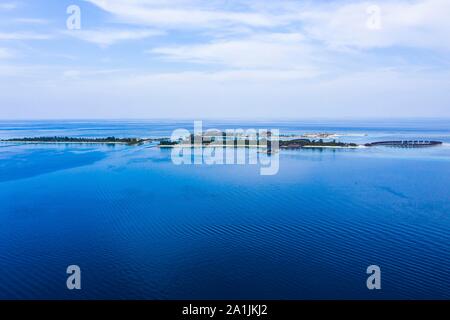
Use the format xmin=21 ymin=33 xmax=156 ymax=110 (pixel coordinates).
xmin=0 ymin=120 xmax=449 ymax=299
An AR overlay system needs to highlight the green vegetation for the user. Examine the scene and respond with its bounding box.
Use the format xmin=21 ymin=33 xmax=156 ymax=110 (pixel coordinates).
xmin=159 ymin=139 xmax=179 ymax=146
xmin=1 ymin=135 xmax=360 ymax=149
xmin=1 ymin=136 xmax=145 ymax=145
xmin=279 ymin=139 xmax=358 ymax=148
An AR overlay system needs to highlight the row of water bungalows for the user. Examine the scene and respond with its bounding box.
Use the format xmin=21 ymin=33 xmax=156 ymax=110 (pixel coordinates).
xmin=365 ymin=140 xmax=443 ymax=147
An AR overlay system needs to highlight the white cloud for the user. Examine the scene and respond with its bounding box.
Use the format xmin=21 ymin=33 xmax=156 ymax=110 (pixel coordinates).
xmin=14 ymin=18 xmax=50 ymax=25
xmin=84 ymin=0 xmax=282 ymax=28
xmin=86 ymin=0 xmax=450 ymax=51
xmin=0 ymin=32 xmax=53 ymax=40
xmin=0 ymin=2 xmax=17 ymax=10
xmin=0 ymin=48 xmax=14 ymax=59
xmin=64 ymin=28 xmax=163 ymax=47
xmin=301 ymin=0 xmax=450 ymax=50
xmin=2 ymin=65 xmax=450 ymax=119
xmin=62 ymin=68 xmax=126 ymax=80
xmin=150 ymin=33 xmax=315 ymax=69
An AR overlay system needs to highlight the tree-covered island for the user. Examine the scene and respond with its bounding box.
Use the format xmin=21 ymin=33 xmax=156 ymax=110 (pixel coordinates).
xmin=279 ymin=139 xmax=359 ymax=148
xmin=1 ymin=136 xmax=148 ymax=145
xmin=160 ymin=134 xmax=360 ymax=149
xmin=3 ymin=135 xmax=440 ymax=149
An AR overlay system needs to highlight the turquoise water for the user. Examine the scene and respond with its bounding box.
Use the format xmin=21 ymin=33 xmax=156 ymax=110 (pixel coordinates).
xmin=0 ymin=120 xmax=449 ymax=299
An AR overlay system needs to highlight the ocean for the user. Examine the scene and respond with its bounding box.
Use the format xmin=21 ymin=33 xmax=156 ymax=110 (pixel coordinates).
xmin=0 ymin=119 xmax=449 ymax=299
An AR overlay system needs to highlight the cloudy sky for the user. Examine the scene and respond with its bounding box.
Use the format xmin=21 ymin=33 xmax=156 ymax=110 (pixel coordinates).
xmin=0 ymin=0 xmax=449 ymax=119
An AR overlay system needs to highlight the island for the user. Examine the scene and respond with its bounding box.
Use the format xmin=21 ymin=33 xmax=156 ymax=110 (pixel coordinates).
xmin=0 ymin=136 xmax=149 ymax=145
xmin=301 ymin=133 xmax=339 ymax=139
xmin=364 ymin=140 xmax=443 ymax=147
xmin=279 ymin=139 xmax=359 ymax=149
xmin=1 ymin=135 xmax=443 ymax=149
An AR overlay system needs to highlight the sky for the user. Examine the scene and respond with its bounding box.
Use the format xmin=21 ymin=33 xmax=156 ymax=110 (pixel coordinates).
xmin=0 ymin=0 xmax=449 ymax=120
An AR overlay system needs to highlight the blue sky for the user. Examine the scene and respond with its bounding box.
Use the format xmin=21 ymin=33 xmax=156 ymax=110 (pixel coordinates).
xmin=0 ymin=0 xmax=449 ymax=119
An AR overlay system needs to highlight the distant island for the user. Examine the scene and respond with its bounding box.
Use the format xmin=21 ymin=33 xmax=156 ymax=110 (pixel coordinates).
xmin=0 ymin=136 xmax=148 ymax=145
xmin=279 ymin=139 xmax=358 ymax=149
xmin=1 ymin=135 xmax=443 ymax=149
xmin=301 ymin=133 xmax=339 ymax=139
xmin=364 ymin=140 xmax=443 ymax=147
